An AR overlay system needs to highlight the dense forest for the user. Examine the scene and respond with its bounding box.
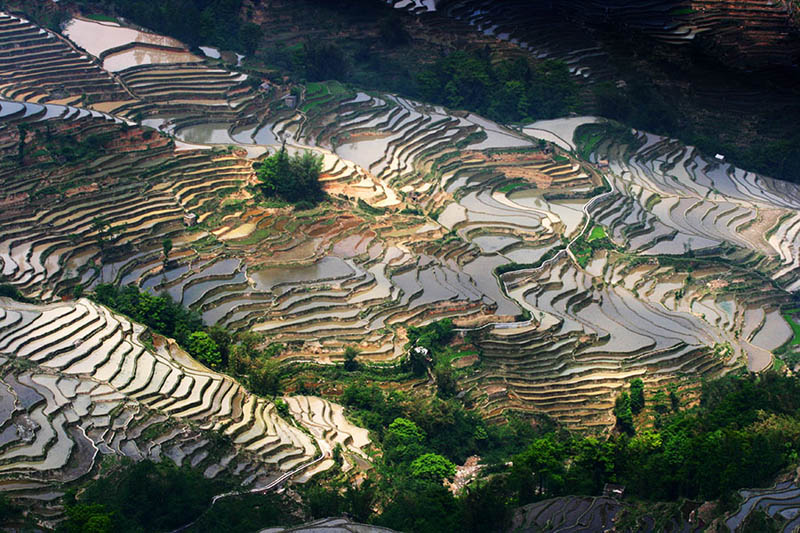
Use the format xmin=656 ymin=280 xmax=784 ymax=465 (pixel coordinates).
xmin=59 ymin=459 xmax=299 ymax=532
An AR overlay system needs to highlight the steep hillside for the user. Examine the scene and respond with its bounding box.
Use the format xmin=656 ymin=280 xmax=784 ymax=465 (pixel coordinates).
xmin=0 ymin=296 xmax=373 ymax=524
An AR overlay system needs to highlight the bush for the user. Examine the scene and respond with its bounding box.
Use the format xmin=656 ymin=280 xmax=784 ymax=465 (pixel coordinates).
xmin=410 ymin=453 xmax=456 ymax=483
xmin=630 ymin=378 xmax=645 ymax=414
xmin=186 ymin=331 xmax=222 ymax=369
xmin=343 ymin=346 xmax=360 ymax=372
xmin=614 ymin=391 xmax=635 ymax=435
xmin=0 ymin=284 xmax=31 ymax=302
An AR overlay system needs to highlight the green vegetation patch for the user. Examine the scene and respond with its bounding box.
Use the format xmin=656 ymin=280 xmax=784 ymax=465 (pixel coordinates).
xmin=255 ymin=144 xmax=324 ymax=205
xmin=497 ymin=181 xmax=529 ymax=194
xmin=61 ymin=458 xmax=301 ymax=533
xmin=587 ymin=225 xmax=607 ymax=242
xmin=574 ymin=121 xmax=641 ymax=160
xmin=781 ymin=308 xmax=800 ymax=346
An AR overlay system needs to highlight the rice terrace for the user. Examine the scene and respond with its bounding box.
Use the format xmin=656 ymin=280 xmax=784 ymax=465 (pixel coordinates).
xmin=1 ymin=0 xmax=800 ymax=531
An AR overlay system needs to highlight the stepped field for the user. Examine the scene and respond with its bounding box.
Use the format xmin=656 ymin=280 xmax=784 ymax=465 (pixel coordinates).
xmin=1 ymin=11 xmax=798 ymax=424
xmin=3 ymin=75 xmax=796 ymax=427
xmin=0 ymin=296 xmax=370 ymax=522
xmin=726 ymin=477 xmax=800 ymax=532
xmin=0 ymin=10 xmax=799 ymax=525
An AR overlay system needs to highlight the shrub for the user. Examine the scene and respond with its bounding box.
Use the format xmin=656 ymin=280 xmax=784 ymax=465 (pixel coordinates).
xmin=186 ymin=332 xmax=222 ymax=369
xmin=343 ymin=346 xmax=360 ymax=372
xmin=410 ymin=453 xmax=456 ymax=483
xmin=630 ymin=378 xmax=645 ymax=414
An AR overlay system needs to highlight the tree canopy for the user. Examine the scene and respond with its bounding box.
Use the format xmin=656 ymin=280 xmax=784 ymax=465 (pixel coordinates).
xmin=186 ymin=331 xmax=222 ymax=369
xmin=255 ymin=145 xmax=324 ymax=204
xmin=410 ymin=453 xmax=456 ymax=483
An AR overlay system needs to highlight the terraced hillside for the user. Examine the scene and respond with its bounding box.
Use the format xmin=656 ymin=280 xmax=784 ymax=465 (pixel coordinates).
xmin=0 ymin=12 xmax=130 ymax=106
xmin=3 ymin=64 xmax=799 ymax=430
xmin=392 ymin=0 xmax=800 ymax=76
xmin=586 ymin=127 xmax=800 ymax=289
xmin=1 ymin=9 xmax=798 ymax=428
xmin=241 ymin=89 xmax=798 ymax=426
xmin=1 ymin=6 xmax=800 ymax=530
xmin=510 ymin=495 xmax=624 ymax=532
xmin=0 ymin=296 xmax=372 ymax=522
xmin=1 ymin=12 xmax=262 ymax=123
xmin=725 ymin=476 xmax=800 ymax=532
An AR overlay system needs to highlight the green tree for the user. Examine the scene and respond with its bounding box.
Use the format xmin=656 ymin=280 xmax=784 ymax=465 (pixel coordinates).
xmin=186 ymin=331 xmax=222 ymax=369
xmin=207 ymin=325 xmax=232 ymax=368
xmin=570 ymin=436 xmax=616 ymax=495
xmin=63 ymin=503 xmax=114 ymax=533
xmin=669 ymin=383 xmax=680 ymax=411
xmin=345 ymin=478 xmax=376 ymax=523
xmin=255 ymin=145 xmax=324 ymax=204
xmin=72 ymin=283 xmax=84 ymax=299
xmin=257 ymin=143 xmax=290 ymax=198
xmin=333 ymin=442 xmax=343 ymax=465
xmin=249 ymin=358 xmax=282 ymax=398
xmin=652 ymin=389 xmax=669 ymax=414
xmin=384 ymin=417 xmax=426 ymax=464
xmin=434 ymin=364 xmax=457 ymax=399
xmin=162 ymin=238 xmax=172 ymax=265
xmin=288 ymin=149 xmax=324 ymax=201
xmin=410 ymin=453 xmax=456 ymax=483
xmin=614 ymin=391 xmax=635 ymax=435
xmin=630 ymin=378 xmax=645 ymax=414
xmin=92 ymin=217 xmax=111 ymax=251
xmin=377 ymin=479 xmax=460 ymax=533
xmin=63 ymin=459 xmax=218 ymax=532
xmin=512 ymin=435 xmax=566 ymax=500
xmin=304 ymin=485 xmax=343 ymax=519
xmin=343 ymin=345 xmax=359 ymax=372
xmin=0 ymin=284 xmax=29 ymax=302
xmin=239 ymin=22 xmax=262 ymax=55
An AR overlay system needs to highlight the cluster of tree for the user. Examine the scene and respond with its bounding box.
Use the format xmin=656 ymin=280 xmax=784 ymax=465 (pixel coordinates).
xmin=60 ymin=459 xmax=220 ymax=532
xmin=91 ymin=285 xmax=283 ymax=397
xmin=299 ymin=41 xmax=350 ymax=83
xmin=325 ymin=372 xmax=800 ymax=532
xmin=0 ymin=283 xmax=32 ymax=303
xmin=273 ymin=44 xmax=579 ymax=125
xmin=302 ymin=415 xmax=462 ymax=530
xmin=416 ymin=53 xmax=579 ymax=123
xmin=503 ymin=372 xmax=800 ymax=509
xmin=59 ymin=458 xmax=299 ymax=533
xmin=255 ymin=144 xmax=324 ymax=205
xmin=93 ymin=284 xmax=204 ymax=349
xmin=303 ymin=378 xmax=551 ymax=532
xmin=22 ymin=128 xmax=115 ymax=165
xmin=404 ymin=319 xmax=460 ymax=398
